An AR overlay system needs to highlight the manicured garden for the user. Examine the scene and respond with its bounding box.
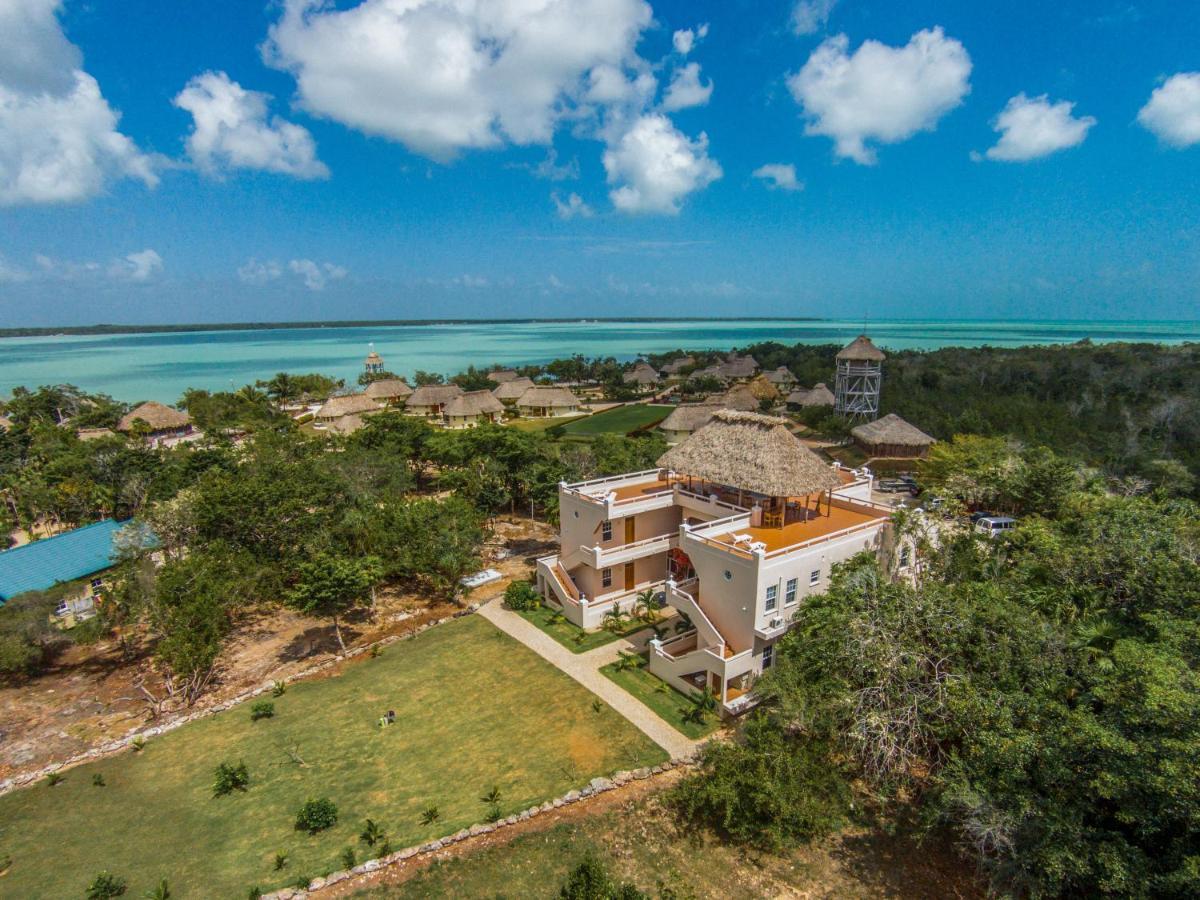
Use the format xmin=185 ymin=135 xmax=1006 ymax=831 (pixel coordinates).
xmin=515 ymin=603 xmax=648 ymax=653
xmin=559 ymin=403 xmax=672 ymax=438
xmin=0 ymin=615 xmax=667 ymax=899
xmin=600 ymin=656 xmax=723 ymax=739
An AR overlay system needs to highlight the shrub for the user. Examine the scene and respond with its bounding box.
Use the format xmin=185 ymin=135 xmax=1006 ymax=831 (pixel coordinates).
xmin=271 ymin=681 xmax=286 ymax=697
xmin=212 ymin=761 xmax=250 ymax=797
xmin=86 ymin=870 xmax=127 ymax=899
xmin=145 ymin=879 xmax=171 ymax=899
xmin=92 ymin=773 xmax=106 ymax=787
xmin=420 ymin=805 xmax=440 ymax=825
xmin=557 ymin=854 xmax=647 ymax=900
xmin=130 ymin=736 xmax=146 ymax=753
xmin=340 ymin=847 xmax=356 ymax=869
xmin=45 ymin=772 xmax=64 ymax=787
xmin=502 ymin=580 xmax=540 ymax=611
xmin=247 ymin=888 xmax=262 ymax=900
xmin=273 ymin=853 xmax=288 ymax=871
xmin=359 ymin=818 xmax=385 ymax=847
xmin=250 ymin=700 xmax=275 ymax=721
xmin=295 ymin=798 xmax=338 ymax=834
xmin=369 ymin=644 xmax=383 ymax=658
xmin=0 ymin=854 xmax=11 ymax=874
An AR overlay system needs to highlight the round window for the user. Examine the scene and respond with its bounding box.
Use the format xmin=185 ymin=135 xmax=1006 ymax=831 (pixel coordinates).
xmin=723 ymin=570 xmax=732 ymax=581
xmin=573 ymin=510 xmax=579 ymax=518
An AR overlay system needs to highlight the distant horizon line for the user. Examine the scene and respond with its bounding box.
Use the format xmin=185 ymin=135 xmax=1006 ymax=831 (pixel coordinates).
xmin=2 ymin=315 xmax=1198 ymax=340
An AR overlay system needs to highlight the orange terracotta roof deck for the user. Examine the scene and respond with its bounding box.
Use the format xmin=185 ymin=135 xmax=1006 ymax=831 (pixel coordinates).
xmin=711 ymin=495 xmax=887 ymax=555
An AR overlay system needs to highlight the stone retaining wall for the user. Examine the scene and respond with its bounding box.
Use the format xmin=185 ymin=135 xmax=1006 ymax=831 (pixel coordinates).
xmin=0 ymin=604 xmax=482 ymax=798
xmin=262 ymin=756 xmax=697 ymax=899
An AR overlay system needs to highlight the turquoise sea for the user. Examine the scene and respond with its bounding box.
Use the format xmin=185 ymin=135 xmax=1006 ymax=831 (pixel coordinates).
xmin=0 ymin=319 xmax=1196 ymax=404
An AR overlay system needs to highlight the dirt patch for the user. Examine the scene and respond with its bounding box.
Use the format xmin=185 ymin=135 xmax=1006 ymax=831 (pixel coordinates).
xmin=565 ymin=729 xmax=608 ymax=773
xmin=0 ymin=516 xmax=556 ymax=781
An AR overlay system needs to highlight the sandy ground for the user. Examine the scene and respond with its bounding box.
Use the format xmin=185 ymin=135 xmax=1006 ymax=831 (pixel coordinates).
xmin=0 ymin=516 xmax=556 ymax=780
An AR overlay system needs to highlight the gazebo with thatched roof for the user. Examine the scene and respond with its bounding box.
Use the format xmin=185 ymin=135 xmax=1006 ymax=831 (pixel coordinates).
xmin=117 ymin=402 xmax=193 ymax=440
xmin=658 ymin=410 xmax=843 ymax=526
xmin=851 ymin=413 xmax=935 ymax=459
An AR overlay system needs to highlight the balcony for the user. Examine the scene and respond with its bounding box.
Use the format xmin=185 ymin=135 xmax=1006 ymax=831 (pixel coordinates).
xmin=579 ymin=531 xmax=677 ymax=568
xmin=560 ymin=469 xmax=677 ymax=518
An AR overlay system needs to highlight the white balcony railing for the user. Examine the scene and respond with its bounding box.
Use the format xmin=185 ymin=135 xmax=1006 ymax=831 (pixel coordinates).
xmin=580 ymin=532 xmax=676 ymax=568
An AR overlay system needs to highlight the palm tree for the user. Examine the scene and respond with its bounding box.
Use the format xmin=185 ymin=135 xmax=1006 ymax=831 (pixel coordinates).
xmin=480 ymin=785 xmax=502 ymax=806
xmin=633 ymin=588 xmax=660 ymax=624
xmin=674 ymin=612 xmax=694 ymax=635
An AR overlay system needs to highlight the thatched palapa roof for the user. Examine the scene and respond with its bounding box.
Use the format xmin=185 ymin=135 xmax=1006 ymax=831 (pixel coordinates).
xmin=788 ymin=382 xmax=835 ymax=407
xmin=315 ymin=393 xmax=380 ymax=419
xmin=718 ymin=354 xmax=759 ymax=379
xmin=405 ymin=385 xmax=464 ymax=408
xmin=0 ymin=415 xmax=12 ymax=432
xmin=746 ymin=375 xmax=781 ymax=402
xmin=658 ymin=403 xmax=722 ymax=433
xmin=851 ymin=413 xmax=934 ymax=447
xmin=365 ymin=378 xmax=413 ymax=400
xmin=658 ymin=410 xmax=842 ymax=497
xmin=718 ymin=384 xmax=762 ymax=412
xmin=623 ymin=362 xmax=661 ymax=385
xmin=492 ymin=377 xmax=536 ymax=401
xmin=117 ymin=402 xmax=192 ymax=432
xmin=487 ymin=370 xmax=519 ymax=383
xmin=327 ymin=414 xmax=367 ymax=435
xmin=659 ymin=355 xmax=695 ymax=375
xmin=444 ymin=390 xmax=504 ymax=418
xmin=517 ymin=386 xmax=580 ymax=408
xmin=836 ymin=334 xmax=886 ymax=361
xmin=764 ymin=366 xmax=798 ymax=386
xmin=77 ymin=427 xmax=116 ymax=441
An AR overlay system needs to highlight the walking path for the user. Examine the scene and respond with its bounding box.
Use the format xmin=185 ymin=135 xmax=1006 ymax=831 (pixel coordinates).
xmin=478 ymin=601 xmax=700 ymax=759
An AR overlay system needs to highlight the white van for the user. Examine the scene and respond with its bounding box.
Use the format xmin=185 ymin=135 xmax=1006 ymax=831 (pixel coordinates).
xmin=975 ymin=516 xmax=1016 ymax=537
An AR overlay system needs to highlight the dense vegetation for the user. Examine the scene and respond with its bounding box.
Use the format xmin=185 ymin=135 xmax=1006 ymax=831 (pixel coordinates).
xmin=676 ymin=439 xmax=1200 ymax=897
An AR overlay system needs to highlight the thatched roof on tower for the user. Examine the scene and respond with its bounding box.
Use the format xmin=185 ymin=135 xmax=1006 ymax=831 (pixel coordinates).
xmin=117 ymin=402 xmax=192 ymax=432
xmin=851 ymin=413 xmax=934 ymax=447
xmin=836 ymin=334 xmax=886 ymax=361
xmin=364 ymin=378 xmax=413 ymax=400
xmin=444 ymin=390 xmax=504 ymax=418
xmin=658 ymin=410 xmax=841 ymax=497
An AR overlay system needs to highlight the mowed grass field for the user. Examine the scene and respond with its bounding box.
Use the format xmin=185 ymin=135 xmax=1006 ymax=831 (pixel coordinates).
xmin=559 ymin=404 xmax=672 ymax=438
xmin=0 ymin=615 xmax=667 ymax=899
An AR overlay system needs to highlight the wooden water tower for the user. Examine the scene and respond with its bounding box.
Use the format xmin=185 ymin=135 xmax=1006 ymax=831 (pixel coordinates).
xmin=364 ymin=344 xmax=385 ymax=377
xmin=834 ymin=334 xmax=885 ymax=421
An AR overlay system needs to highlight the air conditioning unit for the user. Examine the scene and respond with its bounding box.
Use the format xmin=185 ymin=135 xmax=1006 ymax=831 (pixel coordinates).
xmin=769 ymin=617 xmax=784 ymax=629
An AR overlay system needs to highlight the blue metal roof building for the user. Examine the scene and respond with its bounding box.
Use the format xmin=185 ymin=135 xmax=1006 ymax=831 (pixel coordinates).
xmin=0 ymin=520 xmax=131 ymax=604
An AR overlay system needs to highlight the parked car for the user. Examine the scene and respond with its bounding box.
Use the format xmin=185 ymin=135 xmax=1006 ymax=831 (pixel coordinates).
xmin=878 ymin=479 xmax=918 ymax=495
xmin=975 ymin=516 xmax=1016 ymax=537
xmin=969 ymin=510 xmax=998 ymax=523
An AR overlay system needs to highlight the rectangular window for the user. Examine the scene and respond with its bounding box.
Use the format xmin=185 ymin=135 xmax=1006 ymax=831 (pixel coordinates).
xmin=764 ymin=584 xmax=778 ymax=613
xmin=601 ymin=520 xmax=612 ymax=542
xmin=91 ymin=578 xmax=104 ymax=589
xmin=900 ymin=546 xmax=911 ymax=567
xmin=809 ymin=569 xmax=820 ymax=586
xmin=601 ymin=568 xmax=612 ymax=588
xmin=784 ymin=578 xmax=798 ymax=605
xmin=762 ymin=644 xmax=774 ymax=670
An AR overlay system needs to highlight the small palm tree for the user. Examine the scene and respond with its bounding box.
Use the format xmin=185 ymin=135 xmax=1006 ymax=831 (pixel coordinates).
xmin=480 ymin=785 xmax=502 ymax=806
xmin=359 ymin=818 xmax=385 ymax=847
xmin=420 ymin=805 xmax=440 ymax=825
xmin=684 ymin=687 xmax=718 ymax=724
xmin=633 ymin=588 xmax=660 ymax=624
xmin=144 ymin=879 xmax=171 ymax=900
xmin=601 ymin=608 xmax=625 ymax=633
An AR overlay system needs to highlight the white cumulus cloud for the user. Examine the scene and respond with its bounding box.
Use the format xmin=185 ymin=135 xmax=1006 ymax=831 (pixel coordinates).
xmin=981 ymin=93 xmax=1095 ymax=162
xmin=264 ymin=0 xmax=654 ymax=162
xmin=752 ymin=163 xmax=803 ymax=191
xmin=289 ymin=258 xmax=347 ymax=291
xmin=173 ymin=71 xmax=328 ymax=179
xmin=551 ymin=191 xmax=594 ymax=219
xmin=237 ymin=258 xmax=283 ymax=285
xmin=1137 ymin=72 xmax=1200 ymax=148
xmin=0 ymin=0 xmax=157 ymax=206
xmin=787 ymin=27 xmax=972 ymax=164
xmin=662 ymin=62 xmax=713 ymax=112
xmin=672 ymin=23 xmax=708 ymax=55
xmin=113 ymin=249 xmax=163 ymax=282
xmin=791 ymin=0 xmax=838 ymax=36
xmin=603 ymin=113 xmax=722 ymax=215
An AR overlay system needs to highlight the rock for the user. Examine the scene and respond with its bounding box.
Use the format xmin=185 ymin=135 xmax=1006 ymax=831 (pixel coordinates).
xmin=540 ymin=801 xmax=554 ymax=813
xmin=307 ymin=877 xmax=326 ymax=890
xmin=422 ymin=839 xmax=444 ymax=852
xmin=552 ymin=797 xmax=564 ymax=808
xmin=588 ymin=776 xmax=615 ymax=793
xmin=503 ymin=815 xmax=517 ymax=826
xmin=517 ymin=810 xmax=531 ymax=821
xmin=651 ymin=765 xmax=664 ymax=775
xmin=325 ymin=871 xmax=350 ymax=885
xmin=398 ymin=846 xmax=419 ymax=859
xmin=452 ymin=829 xmax=470 ymax=842
xmin=564 ymin=789 xmax=582 ymax=803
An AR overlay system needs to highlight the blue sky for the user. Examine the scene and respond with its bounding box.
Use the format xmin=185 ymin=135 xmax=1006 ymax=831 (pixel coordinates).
xmin=0 ymin=0 xmax=1197 ymax=326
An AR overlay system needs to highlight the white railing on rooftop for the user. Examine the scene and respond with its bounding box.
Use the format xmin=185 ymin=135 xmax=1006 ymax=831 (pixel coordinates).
xmin=562 ymin=468 xmax=665 ymax=494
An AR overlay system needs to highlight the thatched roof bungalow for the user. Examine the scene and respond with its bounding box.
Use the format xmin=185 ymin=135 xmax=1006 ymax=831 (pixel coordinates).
xmin=851 ymin=413 xmax=935 ymax=458
xmin=516 ymin=386 xmax=581 ymax=418
xmin=623 ymin=362 xmax=661 ymax=387
xmin=718 ymin=354 xmax=759 ymax=380
xmin=764 ymin=366 xmax=797 ymax=387
xmin=314 ymin=393 xmax=381 ymax=423
xmin=787 ymin=383 xmax=835 ymax=408
xmin=487 ymin=369 xmax=519 ymax=384
xmin=717 ymin=384 xmax=762 ymax=412
xmin=658 ymin=403 xmax=721 ymax=445
xmin=405 ymin=384 xmax=464 ymax=418
xmin=364 ymin=378 xmax=413 ymax=405
xmin=443 ymin=390 xmax=504 ymax=429
xmin=117 ymin=403 xmax=194 ymax=446
xmin=659 ymin=355 xmax=695 ymax=376
xmin=492 ymin=377 xmax=536 ymax=404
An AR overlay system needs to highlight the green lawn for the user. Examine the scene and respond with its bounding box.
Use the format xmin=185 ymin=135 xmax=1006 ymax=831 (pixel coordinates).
xmin=507 ymin=414 xmax=587 ymax=432
xmin=0 ymin=615 xmax=666 ymax=899
xmin=600 ymin=656 xmax=722 ymax=739
xmin=516 ymin=604 xmax=647 ymax=654
xmin=559 ymin=404 xmax=672 ymax=438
